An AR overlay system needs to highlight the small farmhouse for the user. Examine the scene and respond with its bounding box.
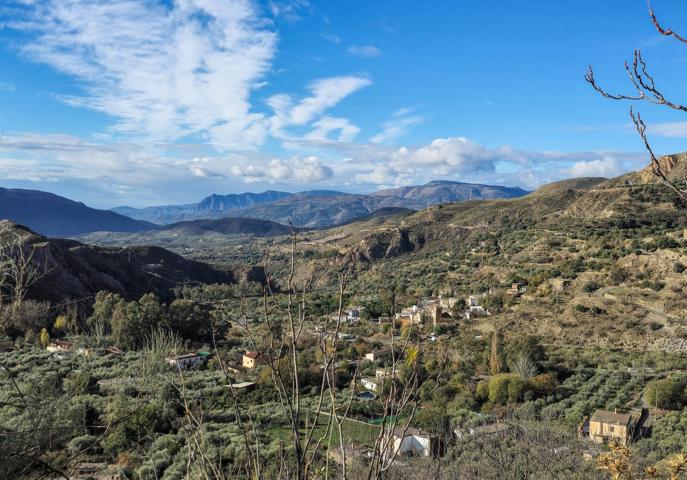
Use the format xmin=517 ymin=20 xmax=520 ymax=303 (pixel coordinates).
xmin=588 ymin=409 xmax=644 ymax=446
xmin=242 ymin=351 xmax=263 ymax=369
xmin=166 ymin=353 xmax=205 ymax=370
xmin=361 ymin=376 xmax=383 ymax=392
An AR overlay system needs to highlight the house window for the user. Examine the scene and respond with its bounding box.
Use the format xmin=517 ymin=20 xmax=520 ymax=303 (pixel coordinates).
xmin=609 ymin=426 xmax=614 ymax=433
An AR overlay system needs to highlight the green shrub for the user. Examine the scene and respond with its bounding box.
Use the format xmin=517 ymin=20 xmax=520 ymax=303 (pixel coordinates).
xmin=488 ymin=373 xmax=523 ymax=405
xmin=67 ymin=434 xmax=99 ymax=455
xmin=476 ymin=381 xmax=490 ymax=401
xmin=644 ymin=377 xmax=687 ymax=410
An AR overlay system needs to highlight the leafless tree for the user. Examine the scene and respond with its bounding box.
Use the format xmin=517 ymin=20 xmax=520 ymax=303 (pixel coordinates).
xmin=175 ymin=231 xmax=440 ymax=479
xmin=0 ymin=229 xmax=45 ymax=332
xmin=585 ymin=1 xmax=687 ymax=201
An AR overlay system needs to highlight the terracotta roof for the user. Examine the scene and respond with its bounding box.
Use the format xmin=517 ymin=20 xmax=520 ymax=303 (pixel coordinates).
xmin=244 ymin=351 xmax=260 ymax=359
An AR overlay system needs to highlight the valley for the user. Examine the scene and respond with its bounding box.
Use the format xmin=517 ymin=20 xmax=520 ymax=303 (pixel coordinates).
xmin=1 ymin=156 xmax=686 ymax=479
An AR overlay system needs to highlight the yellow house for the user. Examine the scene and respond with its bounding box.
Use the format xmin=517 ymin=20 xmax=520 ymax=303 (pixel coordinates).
xmin=589 ymin=409 xmax=640 ymax=446
xmin=242 ymin=351 xmax=262 ymax=369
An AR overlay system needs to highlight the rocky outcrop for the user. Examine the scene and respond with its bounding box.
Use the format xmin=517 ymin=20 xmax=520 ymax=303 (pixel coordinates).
xmin=357 ymin=229 xmax=424 ymax=261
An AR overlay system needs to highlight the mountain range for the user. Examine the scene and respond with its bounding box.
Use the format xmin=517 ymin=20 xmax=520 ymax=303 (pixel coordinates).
xmin=0 ymin=181 xmax=529 ymax=237
xmin=112 ymin=181 xmax=530 ymax=228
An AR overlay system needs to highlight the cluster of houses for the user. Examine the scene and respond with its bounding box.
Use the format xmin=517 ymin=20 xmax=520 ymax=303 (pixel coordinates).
xmin=324 ymin=294 xmax=493 ymax=332
xmin=46 ymin=340 xmax=122 ymax=358
xmin=393 ymin=294 xmax=493 ymax=326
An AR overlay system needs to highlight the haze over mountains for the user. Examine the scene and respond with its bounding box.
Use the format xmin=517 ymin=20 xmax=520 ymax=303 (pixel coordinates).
xmin=112 ymin=181 xmax=530 ymax=228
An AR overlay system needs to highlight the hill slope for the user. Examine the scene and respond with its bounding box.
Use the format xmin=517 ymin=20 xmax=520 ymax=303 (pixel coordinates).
xmin=373 ymin=180 xmax=529 ymax=205
xmin=0 ymin=187 xmax=153 ymax=237
xmin=0 ymin=221 xmax=234 ymax=303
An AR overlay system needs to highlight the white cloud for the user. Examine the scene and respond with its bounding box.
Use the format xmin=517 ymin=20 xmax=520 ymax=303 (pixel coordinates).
xmin=280 ymin=75 xmax=371 ymax=126
xmin=0 ymin=130 xmax=647 ymax=204
xmin=10 ymin=0 xmax=276 ymax=149
xmin=389 ymin=137 xmax=499 ymax=174
xmin=568 ymin=156 xmax=624 ymax=178
xmin=230 ymin=155 xmax=333 ymax=183
xmin=266 ymin=75 xmax=370 ymax=142
xmin=305 ymin=116 xmax=361 ymax=142
xmin=348 ymin=45 xmax=382 ymax=58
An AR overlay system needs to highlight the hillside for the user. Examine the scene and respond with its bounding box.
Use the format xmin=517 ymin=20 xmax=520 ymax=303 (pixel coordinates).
xmin=604 ymin=152 xmax=687 ymax=188
xmin=528 ymin=177 xmax=607 ymax=196
xmin=0 ymin=221 xmax=234 ymax=303
xmin=373 ymin=180 xmax=529 ymax=205
xmin=289 ymin=157 xmax=687 ymax=352
xmin=0 ymin=187 xmax=153 ymax=237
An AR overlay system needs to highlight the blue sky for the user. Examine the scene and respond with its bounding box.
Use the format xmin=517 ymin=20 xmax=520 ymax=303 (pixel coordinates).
xmin=1 ymin=0 xmax=687 ymax=208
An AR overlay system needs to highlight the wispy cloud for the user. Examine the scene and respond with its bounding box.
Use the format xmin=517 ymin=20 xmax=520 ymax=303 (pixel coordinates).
xmin=348 ymin=45 xmax=382 ymax=58
xmin=267 ymin=75 xmax=371 ymax=138
xmin=305 ymin=116 xmax=361 ymax=142
xmin=370 ymin=107 xmax=424 ymax=143
xmin=0 ymin=82 xmax=14 ymax=92
xmin=647 ymin=121 xmax=687 ymax=138
xmin=321 ymin=32 xmax=340 ymax=44
xmin=9 ymin=0 xmax=276 ymax=149
xmin=268 ymin=0 xmax=310 ymax=22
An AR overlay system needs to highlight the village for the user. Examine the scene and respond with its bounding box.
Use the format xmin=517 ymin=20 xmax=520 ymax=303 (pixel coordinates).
xmin=32 ymin=282 xmax=674 ymax=474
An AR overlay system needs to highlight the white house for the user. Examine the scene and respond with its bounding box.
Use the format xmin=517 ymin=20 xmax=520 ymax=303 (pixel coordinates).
xmin=465 ymin=296 xmax=489 ymax=320
xmin=361 ymin=377 xmax=383 ymax=392
xmin=166 ymin=353 xmax=204 ymax=369
xmin=388 ymin=427 xmax=439 ymax=458
xmin=329 ymin=306 xmax=366 ymax=323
